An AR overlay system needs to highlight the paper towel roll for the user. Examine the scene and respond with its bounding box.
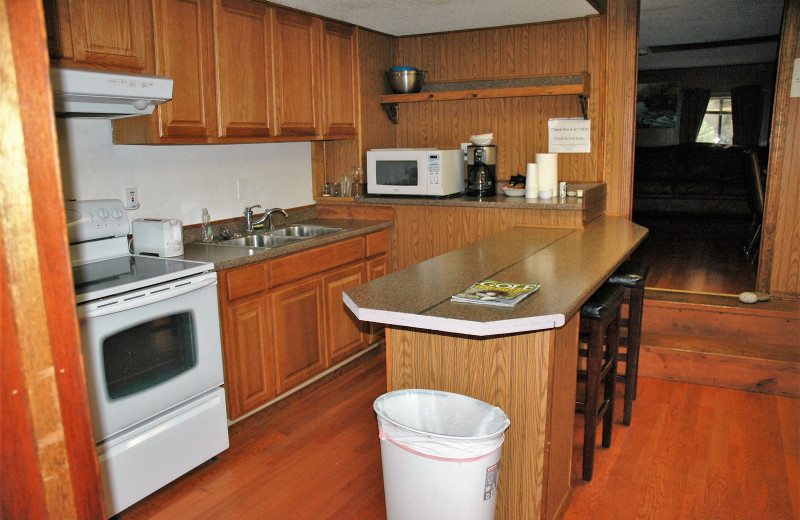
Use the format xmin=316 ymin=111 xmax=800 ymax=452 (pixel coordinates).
xmin=525 ymin=163 xmax=538 ymax=199
xmin=535 ymin=153 xmax=558 ymax=194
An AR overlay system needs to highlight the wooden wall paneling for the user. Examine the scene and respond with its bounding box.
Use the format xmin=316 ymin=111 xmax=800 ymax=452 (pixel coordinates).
xmin=587 ymin=15 xmax=606 ymax=182
xmin=601 ymin=0 xmax=639 ymax=216
xmin=759 ymin=0 xmax=800 ymax=298
xmin=2 ymin=0 xmax=105 ymax=517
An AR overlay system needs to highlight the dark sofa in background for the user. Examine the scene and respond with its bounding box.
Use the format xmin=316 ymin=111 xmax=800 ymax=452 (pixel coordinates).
xmin=632 ymin=143 xmax=765 ymax=218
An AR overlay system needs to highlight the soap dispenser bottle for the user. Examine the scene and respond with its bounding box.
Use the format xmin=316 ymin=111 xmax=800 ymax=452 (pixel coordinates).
xmin=201 ymin=208 xmax=213 ymax=242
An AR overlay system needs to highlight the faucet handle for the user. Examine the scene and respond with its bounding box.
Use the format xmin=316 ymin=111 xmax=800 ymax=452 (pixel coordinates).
xmin=244 ymin=204 xmax=262 ymax=215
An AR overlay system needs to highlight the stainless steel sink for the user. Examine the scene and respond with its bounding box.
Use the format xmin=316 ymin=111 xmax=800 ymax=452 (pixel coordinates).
xmin=205 ymin=223 xmax=345 ymax=250
xmin=214 ymin=234 xmax=303 ymax=249
xmin=266 ymin=225 xmax=342 ymax=237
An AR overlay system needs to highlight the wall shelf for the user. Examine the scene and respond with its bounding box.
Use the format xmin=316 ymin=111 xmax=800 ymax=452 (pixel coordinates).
xmin=379 ymin=72 xmax=590 ymax=123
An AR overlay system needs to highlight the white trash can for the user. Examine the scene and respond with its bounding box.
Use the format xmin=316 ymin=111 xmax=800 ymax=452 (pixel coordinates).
xmin=373 ymin=389 xmax=511 ymax=520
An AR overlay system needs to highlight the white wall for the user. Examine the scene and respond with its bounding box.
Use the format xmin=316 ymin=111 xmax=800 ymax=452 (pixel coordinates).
xmin=56 ymin=118 xmax=315 ymax=225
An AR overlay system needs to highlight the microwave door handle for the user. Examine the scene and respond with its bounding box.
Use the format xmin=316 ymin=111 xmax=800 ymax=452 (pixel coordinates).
xmin=78 ymin=273 xmax=217 ymax=320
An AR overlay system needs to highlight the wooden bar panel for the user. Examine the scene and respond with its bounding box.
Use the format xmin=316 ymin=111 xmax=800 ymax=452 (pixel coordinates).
xmin=387 ymin=324 xmax=567 ymax=520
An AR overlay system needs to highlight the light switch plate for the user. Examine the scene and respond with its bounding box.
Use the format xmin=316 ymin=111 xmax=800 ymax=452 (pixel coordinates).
xmin=791 ymin=58 xmax=800 ymax=98
xmin=236 ymin=179 xmax=248 ymax=199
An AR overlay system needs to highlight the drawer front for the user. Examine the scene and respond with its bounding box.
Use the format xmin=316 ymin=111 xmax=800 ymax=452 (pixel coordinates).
xmin=225 ymin=262 xmax=269 ymax=301
xmin=269 ymin=237 xmax=364 ymax=288
xmin=365 ymin=230 xmax=389 ymax=257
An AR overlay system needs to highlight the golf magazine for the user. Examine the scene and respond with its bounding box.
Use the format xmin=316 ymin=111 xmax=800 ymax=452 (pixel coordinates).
xmin=451 ymin=280 xmax=541 ymax=307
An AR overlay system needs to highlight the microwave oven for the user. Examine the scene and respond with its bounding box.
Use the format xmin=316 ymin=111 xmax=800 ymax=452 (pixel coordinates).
xmin=367 ymin=148 xmax=464 ymax=197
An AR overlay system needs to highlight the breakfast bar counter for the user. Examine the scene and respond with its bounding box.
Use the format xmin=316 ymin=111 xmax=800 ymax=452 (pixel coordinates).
xmin=344 ymin=216 xmax=648 ymax=520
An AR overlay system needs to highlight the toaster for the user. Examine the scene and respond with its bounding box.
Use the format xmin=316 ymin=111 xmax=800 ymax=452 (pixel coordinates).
xmin=132 ymin=218 xmax=184 ymax=257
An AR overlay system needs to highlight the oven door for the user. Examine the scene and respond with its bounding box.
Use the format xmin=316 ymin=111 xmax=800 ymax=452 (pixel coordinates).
xmin=78 ymin=272 xmax=224 ymax=442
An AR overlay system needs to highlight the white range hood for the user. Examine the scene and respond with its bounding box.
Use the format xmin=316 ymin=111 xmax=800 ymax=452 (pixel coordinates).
xmin=50 ymin=67 xmax=173 ymax=118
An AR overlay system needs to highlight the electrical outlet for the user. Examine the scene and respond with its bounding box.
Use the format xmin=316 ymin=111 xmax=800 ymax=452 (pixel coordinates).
xmin=124 ymin=187 xmax=139 ymax=209
xmin=461 ymin=142 xmax=470 ymax=161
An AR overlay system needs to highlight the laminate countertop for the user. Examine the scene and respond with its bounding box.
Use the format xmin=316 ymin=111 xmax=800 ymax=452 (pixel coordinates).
xmin=181 ymin=218 xmax=392 ymax=271
xmin=344 ymin=215 xmax=648 ymax=336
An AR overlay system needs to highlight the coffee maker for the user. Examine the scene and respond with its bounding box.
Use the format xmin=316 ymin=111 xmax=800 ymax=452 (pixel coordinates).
xmin=466 ymin=145 xmax=497 ymax=196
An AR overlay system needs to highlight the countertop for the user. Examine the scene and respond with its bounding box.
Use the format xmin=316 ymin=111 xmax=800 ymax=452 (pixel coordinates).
xmin=181 ymin=218 xmax=392 ymax=271
xmin=345 ymin=182 xmax=604 ymax=211
xmin=343 ymin=215 xmax=648 ymax=336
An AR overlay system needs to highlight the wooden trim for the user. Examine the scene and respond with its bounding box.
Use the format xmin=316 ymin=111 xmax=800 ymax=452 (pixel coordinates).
xmin=758 ymin=0 xmax=800 ymax=298
xmin=601 ymin=0 xmax=639 ymax=217
xmin=1 ymin=0 xmax=105 ymax=517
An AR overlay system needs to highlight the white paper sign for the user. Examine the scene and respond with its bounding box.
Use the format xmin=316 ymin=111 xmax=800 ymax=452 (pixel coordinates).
xmin=791 ymin=58 xmax=800 ymax=98
xmin=548 ymin=118 xmax=591 ymax=153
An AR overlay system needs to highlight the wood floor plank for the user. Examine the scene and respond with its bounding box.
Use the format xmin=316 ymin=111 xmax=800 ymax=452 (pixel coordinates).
xmin=116 ymin=349 xmax=799 ymax=520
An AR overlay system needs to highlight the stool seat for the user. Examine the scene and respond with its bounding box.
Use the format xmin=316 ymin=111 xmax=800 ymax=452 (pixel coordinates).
xmin=580 ymin=283 xmax=625 ymax=321
xmin=608 ymin=260 xmax=649 ymax=289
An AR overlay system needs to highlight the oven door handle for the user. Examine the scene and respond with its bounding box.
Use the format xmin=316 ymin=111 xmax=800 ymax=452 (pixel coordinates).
xmin=78 ymin=272 xmax=217 ymax=319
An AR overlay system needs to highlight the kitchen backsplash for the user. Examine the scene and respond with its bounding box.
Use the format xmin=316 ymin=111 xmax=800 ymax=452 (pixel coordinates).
xmin=56 ymin=119 xmax=315 ymax=225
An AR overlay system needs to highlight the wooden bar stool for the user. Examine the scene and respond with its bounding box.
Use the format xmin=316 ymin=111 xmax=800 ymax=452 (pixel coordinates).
xmin=576 ymin=282 xmax=623 ymax=481
xmin=607 ymin=260 xmax=649 ymax=426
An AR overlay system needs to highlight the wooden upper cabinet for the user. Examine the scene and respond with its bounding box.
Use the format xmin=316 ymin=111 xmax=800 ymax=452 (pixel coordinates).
xmin=273 ymin=10 xmax=321 ymax=137
xmin=43 ymin=0 xmax=152 ymax=72
xmin=113 ymin=0 xmax=216 ymax=143
xmin=213 ymin=0 xmax=275 ymax=139
xmin=153 ymin=0 xmax=216 ymax=139
xmin=321 ymin=21 xmax=359 ymax=139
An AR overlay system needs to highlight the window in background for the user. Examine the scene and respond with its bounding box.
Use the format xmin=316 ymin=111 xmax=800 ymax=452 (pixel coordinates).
xmin=697 ymin=96 xmax=733 ymax=144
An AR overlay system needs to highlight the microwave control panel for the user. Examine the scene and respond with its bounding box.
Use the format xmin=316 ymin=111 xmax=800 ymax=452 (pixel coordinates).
xmin=428 ymin=153 xmax=441 ymax=185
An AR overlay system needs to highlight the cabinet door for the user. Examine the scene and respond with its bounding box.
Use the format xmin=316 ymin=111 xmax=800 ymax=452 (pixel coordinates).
xmin=364 ymin=253 xmax=389 ymax=342
xmin=151 ymin=0 xmax=216 ymax=139
xmin=222 ymin=295 xmax=277 ymax=419
xmin=273 ymin=9 xmax=321 ymax=137
xmin=46 ymin=0 xmax=152 ymax=71
xmin=321 ymin=21 xmax=359 ymax=139
xmin=271 ymin=278 xmax=326 ymax=394
xmin=323 ymin=263 xmax=365 ymax=365
xmin=213 ymin=0 xmax=274 ymax=138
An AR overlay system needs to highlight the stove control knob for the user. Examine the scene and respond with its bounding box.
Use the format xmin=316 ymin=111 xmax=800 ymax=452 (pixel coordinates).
xmin=111 ymin=206 xmax=124 ymax=220
xmin=97 ymin=207 xmax=109 ymax=220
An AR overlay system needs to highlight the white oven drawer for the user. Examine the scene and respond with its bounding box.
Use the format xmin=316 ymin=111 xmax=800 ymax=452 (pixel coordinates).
xmin=97 ymin=387 xmax=229 ymax=517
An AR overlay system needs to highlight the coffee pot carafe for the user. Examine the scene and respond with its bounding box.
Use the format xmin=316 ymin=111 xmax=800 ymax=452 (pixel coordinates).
xmin=466 ymin=145 xmax=497 ymax=196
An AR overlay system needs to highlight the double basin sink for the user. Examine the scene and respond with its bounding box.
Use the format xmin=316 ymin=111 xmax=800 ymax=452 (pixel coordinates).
xmin=209 ymin=224 xmax=344 ymax=250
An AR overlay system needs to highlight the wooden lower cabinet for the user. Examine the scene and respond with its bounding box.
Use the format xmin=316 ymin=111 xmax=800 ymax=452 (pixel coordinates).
xmin=221 ymin=293 xmax=276 ymax=419
xmin=323 ymin=263 xmax=365 ymax=364
xmin=271 ymin=278 xmax=326 ymax=394
xmin=219 ymin=230 xmax=389 ymax=420
xmin=364 ymin=253 xmax=389 ymax=342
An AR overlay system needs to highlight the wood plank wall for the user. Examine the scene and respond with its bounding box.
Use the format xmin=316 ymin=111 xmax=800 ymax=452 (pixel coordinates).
xmin=395 ymin=19 xmax=600 ymax=186
xmin=759 ymin=0 xmax=800 ymax=298
xmin=1 ymin=0 xmax=106 ymax=517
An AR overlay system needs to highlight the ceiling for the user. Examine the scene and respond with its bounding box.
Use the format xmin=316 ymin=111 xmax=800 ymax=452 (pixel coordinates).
xmin=270 ymin=0 xmax=785 ymax=69
xmin=638 ymin=0 xmax=784 ymax=70
xmin=267 ymin=0 xmax=598 ymax=36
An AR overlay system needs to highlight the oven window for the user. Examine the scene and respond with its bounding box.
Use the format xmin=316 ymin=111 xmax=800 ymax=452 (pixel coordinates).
xmin=102 ymin=312 xmax=197 ymax=400
xmin=375 ymin=160 xmax=418 ymax=186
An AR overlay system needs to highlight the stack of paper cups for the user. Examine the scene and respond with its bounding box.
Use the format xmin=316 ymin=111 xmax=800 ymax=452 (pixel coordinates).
xmin=525 ymin=163 xmax=538 ymax=199
xmin=536 ymin=153 xmax=558 ymax=198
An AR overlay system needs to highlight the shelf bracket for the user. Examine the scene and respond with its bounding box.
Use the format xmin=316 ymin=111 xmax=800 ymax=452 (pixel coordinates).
xmin=578 ymin=94 xmax=588 ymax=119
xmin=381 ymin=103 xmax=399 ymax=124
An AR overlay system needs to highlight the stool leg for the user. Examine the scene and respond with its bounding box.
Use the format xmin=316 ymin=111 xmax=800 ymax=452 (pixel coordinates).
xmin=624 ymin=286 xmax=645 ymax=426
xmin=603 ymin=310 xmax=620 ymax=448
xmin=582 ymin=319 xmax=603 ymax=482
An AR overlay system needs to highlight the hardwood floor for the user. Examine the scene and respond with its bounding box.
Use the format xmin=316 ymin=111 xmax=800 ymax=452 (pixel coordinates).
xmin=630 ymin=215 xmax=758 ymax=295
xmin=116 ymin=347 xmax=799 ymax=520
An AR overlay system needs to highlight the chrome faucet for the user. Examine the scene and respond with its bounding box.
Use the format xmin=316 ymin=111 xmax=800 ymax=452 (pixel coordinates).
xmin=243 ymin=205 xmax=288 ymax=232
